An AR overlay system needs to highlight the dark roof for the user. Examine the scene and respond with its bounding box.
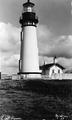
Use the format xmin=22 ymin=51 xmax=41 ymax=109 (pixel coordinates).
xmin=64 ymin=69 xmax=72 ymax=73
xmin=23 ymin=1 xmax=35 ymax=7
xmin=40 ymin=63 xmax=65 ymax=70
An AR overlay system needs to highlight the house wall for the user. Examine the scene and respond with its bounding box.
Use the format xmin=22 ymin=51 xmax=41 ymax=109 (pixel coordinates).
xmin=49 ymin=65 xmax=63 ymax=77
xmin=50 ymin=73 xmax=72 ymax=80
xmin=41 ymin=73 xmax=72 ymax=80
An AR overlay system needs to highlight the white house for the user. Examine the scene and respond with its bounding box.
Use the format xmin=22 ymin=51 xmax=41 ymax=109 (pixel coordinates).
xmin=40 ymin=57 xmax=65 ymax=78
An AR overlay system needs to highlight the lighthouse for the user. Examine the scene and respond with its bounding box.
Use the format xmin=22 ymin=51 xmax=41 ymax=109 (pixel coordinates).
xmin=19 ymin=0 xmax=41 ymax=78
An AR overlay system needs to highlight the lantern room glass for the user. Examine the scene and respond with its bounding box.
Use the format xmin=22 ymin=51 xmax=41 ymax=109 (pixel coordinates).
xmin=23 ymin=5 xmax=35 ymax=13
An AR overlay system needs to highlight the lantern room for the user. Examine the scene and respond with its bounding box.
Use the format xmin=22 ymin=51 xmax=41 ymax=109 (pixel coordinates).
xmin=19 ymin=0 xmax=38 ymax=26
xmin=23 ymin=0 xmax=35 ymax=13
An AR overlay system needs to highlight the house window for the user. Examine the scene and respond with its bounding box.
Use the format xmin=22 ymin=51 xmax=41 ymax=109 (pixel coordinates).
xmin=58 ymin=69 xmax=60 ymax=73
xmin=52 ymin=69 xmax=54 ymax=73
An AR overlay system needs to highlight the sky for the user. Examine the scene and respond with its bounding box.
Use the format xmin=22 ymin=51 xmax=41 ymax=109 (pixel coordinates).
xmin=0 ymin=0 xmax=72 ymax=74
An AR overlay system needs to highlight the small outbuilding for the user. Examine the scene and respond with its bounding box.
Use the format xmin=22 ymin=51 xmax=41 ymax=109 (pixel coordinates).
xmin=40 ymin=57 xmax=65 ymax=78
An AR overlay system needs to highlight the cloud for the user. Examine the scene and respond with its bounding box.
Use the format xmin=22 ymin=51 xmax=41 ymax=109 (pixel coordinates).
xmin=0 ymin=22 xmax=20 ymax=74
xmin=38 ymin=25 xmax=72 ymax=68
xmin=47 ymin=35 xmax=72 ymax=58
xmin=39 ymin=0 xmax=71 ymax=35
xmin=2 ymin=55 xmax=19 ymax=68
xmin=38 ymin=26 xmax=72 ymax=58
xmin=0 ymin=22 xmax=20 ymax=53
xmin=37 ymin=25 xmax=53 ymax=55
xmin=58 ymin=57 xmax=72 ymax=69
xmin=1 ymin=22 xmax=72 ymax=74
xmin=39 ymin=56 xmax=53 ymax=66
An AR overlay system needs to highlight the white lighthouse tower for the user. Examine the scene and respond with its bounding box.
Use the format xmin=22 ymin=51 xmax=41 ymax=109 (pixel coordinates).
xmin=18 ymin=0 xmax=41 ymax=78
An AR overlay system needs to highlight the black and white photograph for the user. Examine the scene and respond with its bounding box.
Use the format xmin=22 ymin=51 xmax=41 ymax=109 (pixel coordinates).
xmin=0 ymin=0 xmax=72 ymax=119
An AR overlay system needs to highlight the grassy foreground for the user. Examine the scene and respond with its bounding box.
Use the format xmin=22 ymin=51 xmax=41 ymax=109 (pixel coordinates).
xmin=0 ymin=79 xmax=72 ymax=120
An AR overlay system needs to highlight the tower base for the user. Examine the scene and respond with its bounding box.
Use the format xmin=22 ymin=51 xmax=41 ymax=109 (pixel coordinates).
xmin=18 ymin=72 xmax=41 ymax=79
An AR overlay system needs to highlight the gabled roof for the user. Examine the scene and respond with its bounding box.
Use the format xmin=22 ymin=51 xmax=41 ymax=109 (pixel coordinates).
xmin=40 ymin=63 xmax=65 ymax=70
xmin=23 ymin=0 xmax=35 ymax=7
xmin=64 ymin=69 xmax=72 ymax=73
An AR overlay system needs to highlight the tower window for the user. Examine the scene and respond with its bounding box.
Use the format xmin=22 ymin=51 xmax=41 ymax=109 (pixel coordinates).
xmin=27 ymin=7 xmax=32 ymax=12
xmin=23 ymin=6 xmax=33 ymax=12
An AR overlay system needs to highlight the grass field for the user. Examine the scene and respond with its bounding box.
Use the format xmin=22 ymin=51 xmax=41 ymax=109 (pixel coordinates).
xmin=0 ymin=79 xmax=72 ymax=120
